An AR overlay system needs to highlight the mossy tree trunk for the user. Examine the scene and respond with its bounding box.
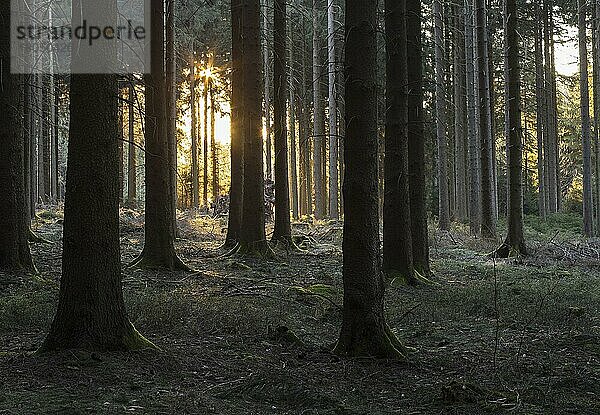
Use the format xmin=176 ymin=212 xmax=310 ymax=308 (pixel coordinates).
xmin=334 ymin=0 xmax=405 ymax=359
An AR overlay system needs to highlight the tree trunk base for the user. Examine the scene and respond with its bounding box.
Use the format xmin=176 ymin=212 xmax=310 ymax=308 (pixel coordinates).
xmin=385 ymin=269 xmax=436 ymax=287
xmin=333 ymin=322 xmax=408 ymax=360
xmin=129 ymin=250 xmax=192 ymax=271
xmin=28 ymin=228 xmax=51 ymax=244
xmin=38 ymin=323 xmax=159 ymax=353
xmin=493 ymin=241 xmax=527 ymax=258
xmin=237 ymin=241 xmax=276 ymax=259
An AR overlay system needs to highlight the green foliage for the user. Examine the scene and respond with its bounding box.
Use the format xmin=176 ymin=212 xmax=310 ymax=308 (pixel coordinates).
xmin=524 ymin=212 xmax=584 ymax=237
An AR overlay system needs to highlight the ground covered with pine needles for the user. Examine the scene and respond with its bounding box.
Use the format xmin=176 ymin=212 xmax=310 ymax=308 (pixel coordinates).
xmin=0 ymin=210 xmax=599 ymax=414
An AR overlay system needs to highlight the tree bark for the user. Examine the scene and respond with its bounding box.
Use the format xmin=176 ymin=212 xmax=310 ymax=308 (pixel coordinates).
xmin=225 ymin=0 xmax=244 ymax=247
xmin=327 ymin=0 xmax=339 ymax=219
xmin=454 ymin=2 xmax=468 ymax=222
xmin=127 ymin=82 xmax=137 ymax=207
xmin=406 ymin=0 xmax=430 ymax=276
xmin=475 ymin=0 xmax=496 ymax=237
xmin=465 ymin=0 xmax=480 ymax=234
xmin=132 ymin=0 xmax=188 ymax=270
xmin=289 ymin=10 xmax=300 ymax=220
xmin=239 ymin=0 xmax=270 ymax=255
xmin=312 ymin=0 xmax=326 ymax=219
xmin=383 ymin=0 xmax=414 ymax=284
xmin=434 ymin=0 xmax=450 ymax=230
xmin=263 ymin=0 xmax=273 ymax=180
xmin=496 ymin=0 xmax=526 ymax=257
xmin=272 ymin=0 xmax=292 ymax=244
xmin=534 ymin=2 xmax=546 ymax=219
xmin=334 ymin=0 xmax=405 ymax=359
xmin=579 ymin=0 xmax=594 ymax=237
xmin=0 ymin=2 xmax=35 ymax=271
xmin=41 ymin=0 xmax=153 ymax=352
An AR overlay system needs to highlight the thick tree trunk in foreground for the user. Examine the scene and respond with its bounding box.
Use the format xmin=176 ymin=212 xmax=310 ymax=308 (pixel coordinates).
xmin=239 ymin=0 xmax=270 ymax=255
xmin=383 ymin=0 xmax=414 ymax=284
xmin=334 ymin=0 xmax=405 ymax=359
xmin=406 ymin=0 xmax=430 ymax=276
xmin=475 ymin=0 xmax=496 ymax=238
xmin=41 ymin=0 xmax=152 ymax=351
xmin=272 ymin=0 xmax=292 ymax=244
xmin=496 ymin=0 xmax=526 ymax=257
xmin=225 ymin=0 xmax=244 ymax=247
xmin=0 ymin=2 xmax=34 ymax=271
xmin=133 ymin=0 xmax=187 ymax=270
xmin=579 ymin=0 xmax=594 ymax=237
xmin=434 ymin=0 xmax=450 ymax=231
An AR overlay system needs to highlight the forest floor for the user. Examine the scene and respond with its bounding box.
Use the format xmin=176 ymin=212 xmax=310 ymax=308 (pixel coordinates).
xmin=0 ymin=209 xmax=599 ymax=414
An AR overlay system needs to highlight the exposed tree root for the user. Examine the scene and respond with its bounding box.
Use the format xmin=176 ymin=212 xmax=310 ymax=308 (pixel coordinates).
xmin=236 ymin=241 xmax=277 ymax=259
xmin=493 ymin=241 xmax=527 ymax=259
xmin=129 ymin=250 xmax=193 ymax=272
xmin=270 ymin=238 xmax=305 ymax=255
xmin=333 ymin=324 xmax=408 ymax=360
xmin=28 ymin=228 xmax=51 ymax=244
xmin=37 ymin=323 xmax=160 ymax=353
xmin=388 ymin=269 xmax=438 ymax=287
xmin=217 ymin=242 xmax=241 ymax=259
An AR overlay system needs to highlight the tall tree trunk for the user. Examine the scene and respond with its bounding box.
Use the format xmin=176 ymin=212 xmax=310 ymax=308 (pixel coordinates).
xmin=263 ymin=0 xmax=273 ymax=180
xmin=534 ymin=1 xmax=546 ymax=219
xmin=496 ymin=0 xmax=526 ymax=257
xmin=272 ymin=0 xmax=292 ymax=244
xmin=594 ymin=0 xmax=600 ymax=233
xmin=289 ymin=10 xmax=300 ymax=220
xmin=0 ymin=1 xmax=35 ymax=271
xmin=465 ymin=0 xmax=480 ymax=234
xmin=475 ymin=0 xmax=496 ymax=237
xmin=313 ymin=0 xmax=326 ymax=219
xmin=225 ymin=0 xmax=244 ymax=247
xmin=203 ymin=77 xmax=209 ymax=208
xmin=434 ymin=0 xmax=450 ymax=230
xmin=127 ymin=82 xmax=137 ymax=207
xmin=406 ymin=0 xmax=430 ymax=276
xmin=210 ymin=86 xmax=218 ymax=200
xmin=579 ymin=0 xmax=594 ymax=237
xmin=543 ymin=0 xmax=558 ymax=213
xmin=383 ymin=0 xmax=414 ymax=284
xmin=41 ymin=0 xmax=153 ymax=352
xmin=41 ymin=75 xmax=51 ymax=203
xmin=239 ymin=0 xmax=270 ymax=255
xmin=327 ymin=0 xmax=339 ymax=219
xmin=132 ymin=0 xmax=188 ymax=270
xmin=190 ymin=57 xmax=199 ymax=209
xmin=454 ymin=2 xmax=468 ymax=222
xmin=166 ymin=0 xmax=178 ymax=233
xmin=334 ymin=0 xmax=405 ymax=359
